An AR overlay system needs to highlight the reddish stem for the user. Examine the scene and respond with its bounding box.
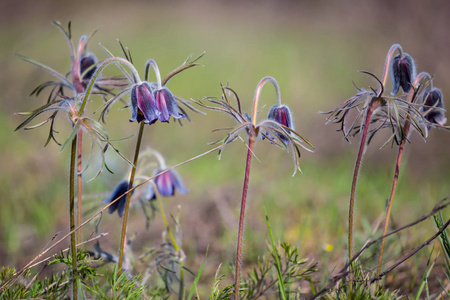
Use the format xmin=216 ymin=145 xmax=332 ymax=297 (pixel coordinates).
xmin=348 ymin=100 xmax=380 ymax=291
xmin=234 ymin=136 xmax=255 ymax=300
xmin=377 ymin=119 xmax=411 ymax=277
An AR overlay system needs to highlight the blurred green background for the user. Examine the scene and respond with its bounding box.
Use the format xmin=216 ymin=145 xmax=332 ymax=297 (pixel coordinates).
xmin=1 ymin=0 xmax=449 ymax=294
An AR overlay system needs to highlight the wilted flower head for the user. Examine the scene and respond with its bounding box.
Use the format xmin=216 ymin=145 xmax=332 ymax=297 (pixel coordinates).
xmin=146 ymin=169 xmax=188 ymax=200
xmin=423 ymin=88 xmax=447 ymax=126
xmin=391 ymin=53 xmax=416 ymax=94
xmin=103 ymin=180 xmax=134 ymax=217
xmin=198 ymin=77 xmax=314 ymax=175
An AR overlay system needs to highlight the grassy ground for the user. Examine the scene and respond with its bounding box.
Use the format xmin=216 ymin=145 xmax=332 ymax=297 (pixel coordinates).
xmin=1 ymin=0 xmax=450 ymax=297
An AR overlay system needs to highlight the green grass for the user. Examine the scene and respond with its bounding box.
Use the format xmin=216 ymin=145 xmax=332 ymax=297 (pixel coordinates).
xmin=1 ymin=1 xmax=450 ymax=298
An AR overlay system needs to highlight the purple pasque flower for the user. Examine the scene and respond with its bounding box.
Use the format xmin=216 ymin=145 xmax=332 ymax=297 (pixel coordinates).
xmin=263 ymin=104 xmax=294 ymax=145
xmin=154 ymin=87 xmax=184 ymax=122
xmin=129 ymin=82 xmax=160 ymax=124
xmin=146 ymin=169 xmax=188 ymax=200
xmin=423 ymin=88 xmax=447 ymax=126
xmin=129 ymin=83 xmax=184 ymax=124
xmin=103 ymin=180 xmax=134 ymax=217
xmin=391 ymin=53 xmax=416 ymax=94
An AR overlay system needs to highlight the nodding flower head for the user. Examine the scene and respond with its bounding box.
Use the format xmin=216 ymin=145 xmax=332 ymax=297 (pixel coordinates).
xmin=198 ymin=77 xmax=314 ymax=175
xmin=264 ymin=104 xmax=294 ymax=145
xmin=391 ymin=53 xmax=416 ymax=94
xmin=423 ymin=88 xmax=447 ymax=126
xmin=80 ymin=53 xmax=97 ymax=81
xmin=154 ymin=87 xmax=184 ymax=123
xmin=103 ymin=180 xmax=134 ymax=217
xmin=146 ymin=169 xmax=188 ymax=200
xmin=129 ymin=82 xmax=160 ymax=124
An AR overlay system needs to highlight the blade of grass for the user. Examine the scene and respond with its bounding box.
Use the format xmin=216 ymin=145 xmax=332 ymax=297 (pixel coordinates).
xmin=264 ymin=207 xmax=287 ymax=300
xmin=414 ymin=246 xmax=436 ymax=300
xmin=187 ymin=246 xmax=209 ymax=300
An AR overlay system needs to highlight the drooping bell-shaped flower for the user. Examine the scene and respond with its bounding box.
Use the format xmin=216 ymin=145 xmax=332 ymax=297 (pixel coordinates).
xmin=391 ymin=54 xmax=416 ymax=94
xmin=80 ymin=53 xmax=97 ymax=81
xmin=129 ymin=82 xmax=160 ymax=124
xmin=103 ymin=180 xmax=134 ymax=217
xmin=154 ymin=87 xmax=184 ymax=123
xmin=423 ymin=88 xmax=447 ymax=126
xmin=146 ymin=169 xmax=188 ymax=200
xmin=264 ymin=104 xmax=294 ymax=145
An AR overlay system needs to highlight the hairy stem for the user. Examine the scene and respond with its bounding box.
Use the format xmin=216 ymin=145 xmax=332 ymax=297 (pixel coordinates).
xmin=77 ymin=130 xmax=83 ymax=248
xmin=348 ymin=100 xmax=378 ymax=293
xmin=381 ymin=44 xmax=403 ymax=87
xmin=376 ymin=72 xmax=429 ymax=280
xmin=118 ymin=122 xmax=145 ymax=273
xmin=234 ymin=136 xmax=255 ymax=300
xmin=69 ymin=136 xmax=78 ymax=300
xmin=376 ymin=139 xmax=405 ymax=278
xmin=377 ymin=118 xmax=412 ymax=279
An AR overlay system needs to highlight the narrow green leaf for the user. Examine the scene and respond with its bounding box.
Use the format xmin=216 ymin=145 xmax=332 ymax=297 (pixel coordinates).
xmin=264 ymin=207 xmax=287 ymax=300
xmin=15 ymin=54 xmax=74 ymax=90
xmin=187 ymin=246 xmax=209 ymax=300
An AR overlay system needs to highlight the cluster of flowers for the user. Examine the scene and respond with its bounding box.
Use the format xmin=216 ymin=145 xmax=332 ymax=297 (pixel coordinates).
xmin=392 ymin=51 xmax=446 ymax=126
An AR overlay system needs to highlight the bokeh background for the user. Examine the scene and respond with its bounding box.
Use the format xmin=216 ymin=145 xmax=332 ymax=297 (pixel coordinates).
xmin=1 ymin=0 xmax=449 ymax=295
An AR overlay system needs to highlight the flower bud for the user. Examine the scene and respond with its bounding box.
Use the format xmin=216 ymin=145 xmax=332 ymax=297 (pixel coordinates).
xmin=423 ymin=88 xmax=447 ymax=126
xmin=80 ymin=53 xmax=97 ymax=81
xmin=391 ymin=54 xmax=416 ymax=94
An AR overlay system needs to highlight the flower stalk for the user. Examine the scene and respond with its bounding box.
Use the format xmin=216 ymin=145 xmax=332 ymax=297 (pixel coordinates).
xmin=76 ymin=129 xmax=83 ymax=248
xmin=69 ymin=136 xmax=78 ymax=300
xmin=234 ymin=135 xmax=255 ymax=300
xmin=235 ymin=76 xmax=281 ymax=299
xmin=347 ymin=98 xmax=382 ymax=292
xmin=118 ymin=121 xmax=145 ymax=273
xmin=376 ymin=72 xmax=432 ymax=279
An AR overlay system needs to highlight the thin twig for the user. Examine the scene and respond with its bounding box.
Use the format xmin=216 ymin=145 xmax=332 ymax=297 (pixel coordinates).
xmin=308 ymin=197 xmax=450 ymax=300
xmin=371 ymin=218 xmax=450 ymax=283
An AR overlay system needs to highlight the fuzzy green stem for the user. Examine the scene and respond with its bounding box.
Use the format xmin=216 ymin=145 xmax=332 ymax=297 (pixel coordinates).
xmin=154 ymin=183 xmax=184 ymax=299
xmin=348 ymin=100 xmax=380 ymax=293
xmin=234 ymin=136 xmax=255 ymax=300
xmin=118 ymin=122 xmax=145 ymax=273
xmin=76 ymin=130 xmax=83 ymax=248
xmin=69 ymin=136 xmax=78 ymax=300
xmin=78 ymin=57 xmax=141 ymax=117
